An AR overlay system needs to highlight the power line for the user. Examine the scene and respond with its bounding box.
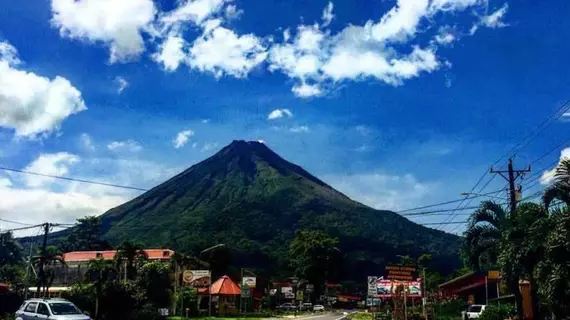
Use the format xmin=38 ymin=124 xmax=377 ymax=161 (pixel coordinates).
xmin=421 ymin=221 xmax=468 ymax=226
xmin=441 ymin=100 xmax=570 ymax=232
xmin=0 ymin=218 xmax=36 ymax=226
xmin=0 ymin=165 xmax=149 ymax=191
xmin=397 ymin=189 xmax=505 ymax=213
xmin=2 ymin=224 xmax=44 ymax=233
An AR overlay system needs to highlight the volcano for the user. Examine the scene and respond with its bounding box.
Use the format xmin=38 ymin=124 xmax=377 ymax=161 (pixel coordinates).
xmin=94 ymin=140 xmax=460 ymax=278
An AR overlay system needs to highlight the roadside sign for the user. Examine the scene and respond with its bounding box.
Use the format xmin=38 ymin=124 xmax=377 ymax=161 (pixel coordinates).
xmin=368 ymin=276 xmax=378 ymax=296
xmin=385 ymin=266 xmax=417 ymax=281
xmin=242 ymin=277 xmax=256 ymax=288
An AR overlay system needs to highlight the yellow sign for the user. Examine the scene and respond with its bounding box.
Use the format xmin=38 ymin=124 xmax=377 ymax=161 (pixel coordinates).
xmin=296 ymin=291 xmax=304 ymax=301
xmin=487 ymin=271 xmax=500 ymax=280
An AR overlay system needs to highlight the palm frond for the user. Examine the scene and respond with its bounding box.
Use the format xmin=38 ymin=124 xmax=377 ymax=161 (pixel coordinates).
xmin=468 ymin=201 xmax=506 ymax=229
xmin=543 ymin=184 xmax=570 ymax=211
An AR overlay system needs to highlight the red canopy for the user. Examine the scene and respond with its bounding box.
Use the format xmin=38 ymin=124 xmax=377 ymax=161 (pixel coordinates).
xmin=210 ymin=275 xmax=241 ymax=295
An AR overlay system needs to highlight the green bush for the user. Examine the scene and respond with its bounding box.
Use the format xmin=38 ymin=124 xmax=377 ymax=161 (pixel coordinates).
xmin=479 ymin=304 xmax=515 ymax=320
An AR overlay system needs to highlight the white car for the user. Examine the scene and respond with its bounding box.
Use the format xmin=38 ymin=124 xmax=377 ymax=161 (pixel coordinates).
xmin=313 ymin=305 xmax=325 ymax=312
xmin=466 ymin=305 xmax=486 ymax=319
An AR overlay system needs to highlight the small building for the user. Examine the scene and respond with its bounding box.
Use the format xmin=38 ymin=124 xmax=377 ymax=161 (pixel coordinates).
xmin=50 ymin=249 xmax=175 ymax=286
xmin=438 ymin=270 xmax=503 ymax=305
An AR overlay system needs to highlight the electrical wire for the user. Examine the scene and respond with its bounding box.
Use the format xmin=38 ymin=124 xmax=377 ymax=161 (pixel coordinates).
xmin=0 ymin=165 xmax=149 ymax=191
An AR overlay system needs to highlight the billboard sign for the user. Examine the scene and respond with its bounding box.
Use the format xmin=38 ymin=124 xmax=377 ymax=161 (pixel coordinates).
xmin=242 ymin=277 xmax=256 ymax=288
xmin=182 ymin=270 xmax=211 ymax=286
xmin=385 ymin=265 xmax=417 ymax=281
xmin=372 ymin=279 xmax=422 ymax=298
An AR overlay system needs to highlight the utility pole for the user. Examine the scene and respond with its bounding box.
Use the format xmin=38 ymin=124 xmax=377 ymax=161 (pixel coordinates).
xmin=490 ymin=158 xmax=531 ymax=213
xmin=422 ymin=268 xmax=427 ymax=320
xmin=36 ymin=223 xmax=51 ymax=297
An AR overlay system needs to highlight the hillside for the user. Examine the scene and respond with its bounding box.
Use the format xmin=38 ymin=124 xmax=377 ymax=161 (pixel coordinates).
xmin=92 ymin=141 xmax=461 ymax=278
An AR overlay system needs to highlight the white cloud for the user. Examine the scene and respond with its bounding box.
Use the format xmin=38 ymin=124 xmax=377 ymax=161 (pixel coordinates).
xmin=290 ymin=126 xmax=309 ymax=133
xmin=224 ymin=4 xmax=243 ymax=20
xmin=267 ymin=109 xmax=293 ymax=120
xmin=470 ymin=3 xmax=509 ymax=35
xmin=107 ymin=140 xmax=142 ymax=152
xmin=292 ymin=82 xmax=322 ymax=98
xmin=267 ymin=0 xmax=492 ymax=98
xmin=23 ymin=152 xmax=80 ymax=188
xmin=434 ymin=27 xmax=456 ymax=45
xmin=201 ymin=142 xmax=219 ymax=152
xmin=324 ymin=172 xmax=435 ymax=211
xmin=1 ymin=154 xmax=181 ymax=236
xmin=160 ymin=0 xmax=228 ymax=27
xmin=153 ymin=33 xmax=187 ymax=72
xmin=321 ymin=2 xmax=334 ymax=27
xmin=541 ymin=147 xmax=570 ymax=185
xmin=50 ymin=0 xmax=156 ymax=63
xmin=188 ymin=24 xmax=268 ymax=78
xmin=80 ymin=133 xmax=95 ymax=151
xmin=114 ymin=76 xmax=129 ymax=93
xmin=173 ymin=129 xmax=195 ymax=148
xmin=0 ymin=40 xmax=87 ymax=138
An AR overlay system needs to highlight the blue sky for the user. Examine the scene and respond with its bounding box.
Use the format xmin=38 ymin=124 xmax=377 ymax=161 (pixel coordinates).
xmin=1 ymin=0 xmax=569 ymax=235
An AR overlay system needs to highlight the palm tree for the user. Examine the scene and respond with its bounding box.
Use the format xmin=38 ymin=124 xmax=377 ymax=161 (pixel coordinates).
xmin=463 ymin=201 xmax=506 ymax=270
xmin=33 ymin=246 xmax=65 ymax=296
xmin=543 ymin=158 xmax=570 ymax=210
xmin=499 ymin=202 xmax=547 ymax=319
xmin=87 ymin=258 xmax=116 ymax=319
xmin=114 ymin=241 xmax=147 ymax=280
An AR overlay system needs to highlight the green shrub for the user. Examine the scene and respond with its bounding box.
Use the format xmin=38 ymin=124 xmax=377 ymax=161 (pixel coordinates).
xmin=479 ymin=304 xmax=515 ymax=320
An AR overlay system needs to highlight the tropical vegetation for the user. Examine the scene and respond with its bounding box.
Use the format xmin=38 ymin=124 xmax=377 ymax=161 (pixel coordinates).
xmin=463 ymin=158 xmax=570 ymax=320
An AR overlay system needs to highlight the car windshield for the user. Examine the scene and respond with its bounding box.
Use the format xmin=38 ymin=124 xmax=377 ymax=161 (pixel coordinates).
xmin=468 ymin=306 xmax=483 ymax=313
xmin=49 ymin=303 xmax=82 ymax=315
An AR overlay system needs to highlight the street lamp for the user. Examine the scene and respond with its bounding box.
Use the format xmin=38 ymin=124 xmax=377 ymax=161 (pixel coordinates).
xmin=460 ymin=192 xmax=505 ymax=201
xmin=199 ymin=244 xmax=225 ymax=317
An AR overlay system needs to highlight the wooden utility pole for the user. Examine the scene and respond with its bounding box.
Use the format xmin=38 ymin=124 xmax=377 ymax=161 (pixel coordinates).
xmin=36 ymin=223 xmax=51 ymax=297
xmin=490 ymin=158 xmax=531 ymax=213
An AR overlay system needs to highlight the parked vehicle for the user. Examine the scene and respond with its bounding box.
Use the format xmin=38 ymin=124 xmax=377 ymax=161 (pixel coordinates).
xmin=313 ymin=305 xmax=325 ymax=312
xmin=465 ymin=305 xmax=486 ymax=319
xmin=301 ymin=303 xmax=313 ymax=311
xmin=278 ymin=303 xmax=297 ymax=310
xmin=16 ymin=298 xmax=91 ymax=320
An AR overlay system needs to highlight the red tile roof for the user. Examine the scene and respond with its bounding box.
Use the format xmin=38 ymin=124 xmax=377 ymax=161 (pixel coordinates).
xmin=63 ymin=249 xmax=175 ymax=262
xmin=210 ymin=275 xmax=241 ymax=295
xmin=0 ymin=282 xmax=10 ymax=293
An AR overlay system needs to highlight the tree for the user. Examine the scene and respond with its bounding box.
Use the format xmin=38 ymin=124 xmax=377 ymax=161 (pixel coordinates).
xmin=114 ymin=241 xmax=147 ymax=281
xmin=534 ymin=207 xmax=570 ymax=319
xmin=543 ymin=158 xmax=570 ymax=210
xmin=289 ymin=230 xmax=341 ymax=298
xmin=87 ymin=258 xmax=116 ymax=319
xmin=0 ymin=232 xmax=25 ymax=288
xmin=60 ymin=216 xmax=113 ymax=252
xmin=136 ymin=261 xmax=172 ymax=308
xmin=34 ymin=246 xmax=66 ymax=295
xmin=498 ymin=202 xmax=547 ymax=319
xmin=463 ymin=201 xmax=506 ymax=270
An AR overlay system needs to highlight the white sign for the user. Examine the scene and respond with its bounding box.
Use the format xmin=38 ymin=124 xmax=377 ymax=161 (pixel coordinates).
xmin=242 ymin=277 xmax=256 ymax=288
xmin=281 ymin=287 xmax=293 ymax=294
xmin=367 ymin=276 xmax=378 ymax=297
xmin=183 ymin=270 xmax=211 ymax=286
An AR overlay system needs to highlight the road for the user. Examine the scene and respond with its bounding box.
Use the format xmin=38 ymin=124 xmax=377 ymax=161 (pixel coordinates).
xmin=276 ymin=310 xmax=357 ymax=320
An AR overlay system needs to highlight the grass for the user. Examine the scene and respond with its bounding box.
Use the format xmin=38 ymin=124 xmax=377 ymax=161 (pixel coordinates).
xmin=168 ymin=318 xmax=266 ymax=320
xmin=347 ymin=313 xmax=373 ymax=320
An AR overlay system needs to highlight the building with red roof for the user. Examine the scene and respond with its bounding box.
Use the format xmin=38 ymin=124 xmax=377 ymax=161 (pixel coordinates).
xmin=50 ymin=249 xmax=174 ymax=286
